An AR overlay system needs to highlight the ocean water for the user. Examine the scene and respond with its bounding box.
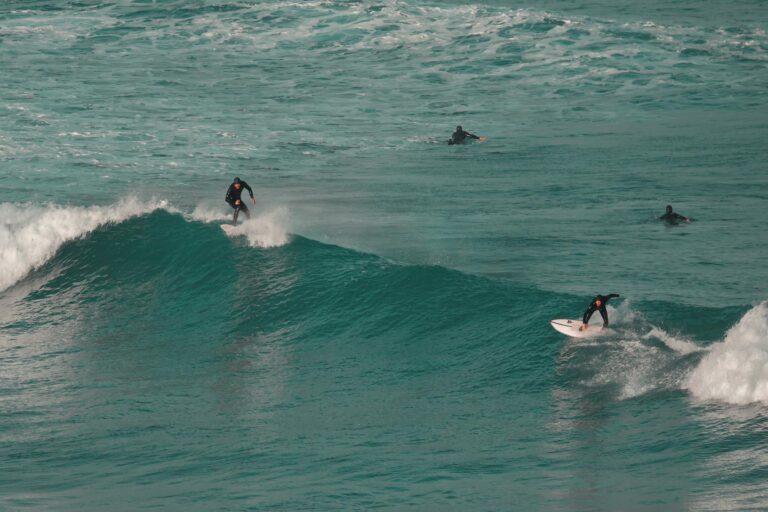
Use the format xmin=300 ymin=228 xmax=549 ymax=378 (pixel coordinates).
xmin=1 ymin=0 xmax=767 ymax=510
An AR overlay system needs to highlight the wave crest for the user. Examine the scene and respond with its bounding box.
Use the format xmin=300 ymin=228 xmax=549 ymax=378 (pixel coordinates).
xmin=0 ymin=198 xmax=169 ymax=293
xmin=686 ymin=302 xmax=768 ymax=405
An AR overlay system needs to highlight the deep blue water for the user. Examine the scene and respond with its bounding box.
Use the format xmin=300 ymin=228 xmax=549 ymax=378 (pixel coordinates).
xmin=1 ymin=1 xmax=767 ymax=510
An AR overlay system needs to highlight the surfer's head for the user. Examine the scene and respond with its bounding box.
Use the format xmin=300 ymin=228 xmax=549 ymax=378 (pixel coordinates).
xmin=666 ymin=205 xmax=673 ymax=214
xmin=234 ymin=177 xmax=241 ymax=188
xmin=595 ymin=295 xmax=603 ymax=306
xmin=456 ymin=125 xmax=462 ymax=132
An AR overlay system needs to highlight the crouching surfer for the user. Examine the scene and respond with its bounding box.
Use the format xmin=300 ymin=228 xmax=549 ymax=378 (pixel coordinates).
xmin=580 ymin=293 xmax=620 ymax=331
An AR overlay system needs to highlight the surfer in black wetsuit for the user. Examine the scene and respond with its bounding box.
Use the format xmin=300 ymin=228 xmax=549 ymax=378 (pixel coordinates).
xmin=659 ymin=205 xmax=690 ymax=225
xmin=448 ymin=125 xmax=481 ymax=145
xmin=580 ymin=293 xmax=620 ymax=331
xmin=225 ymin=177 xmax=255 ymax=225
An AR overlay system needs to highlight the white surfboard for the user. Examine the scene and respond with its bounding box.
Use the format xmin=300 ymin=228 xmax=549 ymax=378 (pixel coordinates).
xmin=550 ymin=319 xmax=608 ymax=339
xmin=220 ymin=224 xmax=237 ymax=234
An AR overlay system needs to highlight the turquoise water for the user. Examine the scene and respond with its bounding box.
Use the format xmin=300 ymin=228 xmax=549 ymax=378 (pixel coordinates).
xmin=1 ymin=1 xmax=767 ymax=510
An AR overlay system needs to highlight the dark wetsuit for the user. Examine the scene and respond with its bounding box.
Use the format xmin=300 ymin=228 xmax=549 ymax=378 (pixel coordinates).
xmin=225 ymin=181 xmax=254 ymax=224
xmin=582 ymin=294 xmax=620 ymax=327
xmin=659 ymin=211 xmax=689 ymax=225
xmin=448 ymin=129 xmax=480 ymax=145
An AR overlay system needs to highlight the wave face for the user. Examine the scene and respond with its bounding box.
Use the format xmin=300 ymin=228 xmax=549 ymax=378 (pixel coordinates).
xmin=1 ymin=0 xmax=767 ymax=509
xmin=0 ymin=199 xmax=170 ymax=293
xmin=2 ymin=0 xmax=766 ymax=308
xmin=0 ymin=207 xmax=765 ymax=510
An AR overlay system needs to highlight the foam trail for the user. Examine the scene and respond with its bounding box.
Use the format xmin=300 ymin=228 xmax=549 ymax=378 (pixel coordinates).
xmin=686 ymin=302 xmax=768 ymax=405
xmin=643 ymin=328 xmax=703 ymax=355
xmin=607 ymin=301 xmax=703 ymax=355
xmin=0 ymin=198 xmax=169 ymax=293
xmin=573 ymin=301 xmax=706 ymax=399
xmin=221 ymin=208 xmax=290 ymax=248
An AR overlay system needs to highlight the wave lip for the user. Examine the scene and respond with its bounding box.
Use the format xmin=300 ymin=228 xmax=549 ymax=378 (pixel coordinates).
xmin=0 ymin=198 xmax=169 ymax=293
xmin=686 ymin=302 xmax=768 ymax=405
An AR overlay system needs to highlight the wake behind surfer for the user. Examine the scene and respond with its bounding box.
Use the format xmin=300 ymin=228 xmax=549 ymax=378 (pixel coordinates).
xmin=225 ymin=177 xmax=255 ymax=225
xmin=580 ymin=293 xmax=620 ymax=331
xmin=448 ymin=125 xmax=482 ymax=145
xmin=659 ymin=205 xmax=690 ymax=225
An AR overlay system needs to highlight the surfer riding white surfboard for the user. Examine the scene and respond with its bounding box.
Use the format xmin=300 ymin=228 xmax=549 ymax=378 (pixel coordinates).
xmin=550 ymin=293 xmax=620 ymax=338
xmin=224 ymin=177 xmax=256 ymax=226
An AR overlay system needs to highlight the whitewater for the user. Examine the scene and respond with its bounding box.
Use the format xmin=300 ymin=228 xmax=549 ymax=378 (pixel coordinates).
xmin=1 ymin=0 xmax=767 ymax=510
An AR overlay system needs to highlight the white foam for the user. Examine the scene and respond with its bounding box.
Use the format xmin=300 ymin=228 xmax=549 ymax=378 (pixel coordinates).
xmin=0 ymin=199 xmax=169 ymax=293
xmin=189 ymin=204 xmax=229 ymax=223
xmin=220 ymin=208 xmax=290 ymax=249
xmin=576 ymin=335 xmax=674 ymax=400
xmin=0 ymin=15 xmax=117 ymax=46
xmin=569 ymin=301 xmax=708 ymax=399
xmin=588 ymin=339 xmax=656 ymax=399
xmin=686 ymin=302 xmax=768 ymax=405
xmin=604 ymin=301 xmax=641 ymax=325
xmin=608 ymin=301 xmax=704 ymax=355
xmin=57 ymin=131 xmax=111 ymax=139
xmin=643 ymin=327 xmax=703 ymax=355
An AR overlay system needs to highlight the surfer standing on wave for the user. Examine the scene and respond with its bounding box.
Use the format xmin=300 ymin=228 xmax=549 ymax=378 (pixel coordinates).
xmin=659 ymin=205 xmax=690 ymax=225
xmin=580 ymin=294 xmax=620 ymax=331
xmin=448 ymin=125 xmax=483 ymax=145
xmin=225 ymin=177 xmax=255 ymax=225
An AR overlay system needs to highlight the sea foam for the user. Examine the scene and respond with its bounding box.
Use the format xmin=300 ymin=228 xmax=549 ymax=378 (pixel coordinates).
xmin=218 ymin=208 xmax=291 ymax=249
xmin=686 ymin=302 xmax=768 ymax=405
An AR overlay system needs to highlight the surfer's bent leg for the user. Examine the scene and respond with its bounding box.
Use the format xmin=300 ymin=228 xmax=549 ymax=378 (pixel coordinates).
xmin=240 ymin=203 xmax=250 ymax=220
xmin=599 ymin=307 xmax=609 ymax=327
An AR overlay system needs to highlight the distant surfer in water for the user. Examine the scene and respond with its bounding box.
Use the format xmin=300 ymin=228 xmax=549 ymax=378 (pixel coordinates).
xmin=659 ymin=205 xmax=690 ymax=225
xmin=225 ymin=177 xmax=255 ymax=225
xmin=448 ymin=125 xmax=482 ymax=145
xmin=580 ymin=294 xmax=620 ymax=331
